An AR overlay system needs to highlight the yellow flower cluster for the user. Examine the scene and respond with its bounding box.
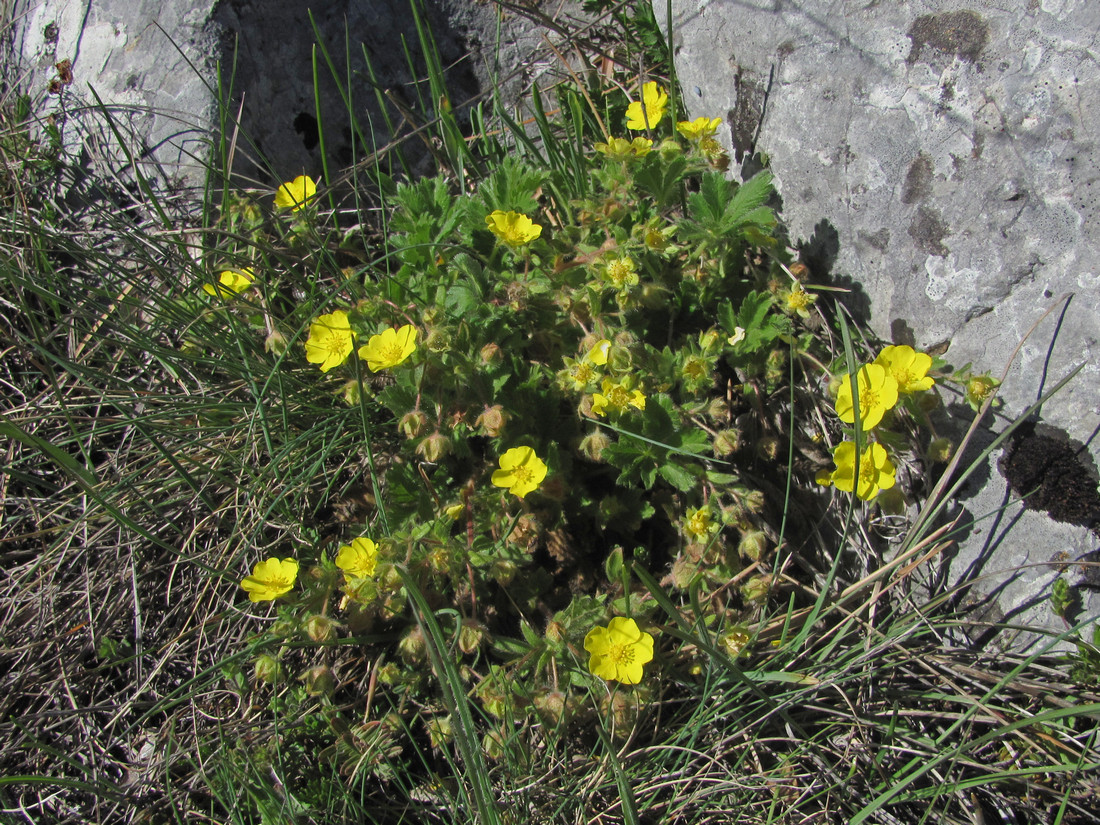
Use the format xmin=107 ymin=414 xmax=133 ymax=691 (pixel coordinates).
xmin=594 ymin=136 xmax=653 ymax=160
xmin=303 ymin=314 xmax=418 ymax=375
xmin=820 ymin=346 xmax=936 ymax=502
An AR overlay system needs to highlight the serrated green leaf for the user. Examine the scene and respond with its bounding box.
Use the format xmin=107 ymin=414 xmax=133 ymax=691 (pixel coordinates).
xmin=658 ymin=461 xmax=698 ymax=491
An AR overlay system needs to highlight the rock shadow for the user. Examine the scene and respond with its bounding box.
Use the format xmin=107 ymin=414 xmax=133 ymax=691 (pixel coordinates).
xmin=211 ymin=0 xmax=484 ymax=187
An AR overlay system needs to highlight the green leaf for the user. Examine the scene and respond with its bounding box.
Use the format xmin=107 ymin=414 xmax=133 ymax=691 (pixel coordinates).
xmin=658 ymin=461 xmax=698 ymax=491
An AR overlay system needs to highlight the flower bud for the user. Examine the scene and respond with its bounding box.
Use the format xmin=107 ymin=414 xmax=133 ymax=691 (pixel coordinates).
xmin=483 ymin=729 xmax=505 ymax=760
xmin=699 ymin=328 xmax=722 ymax=353
xmin=342 ymin=380 xmax=361 ymax=407
xmin=253 ymin=654 xmax=282 ymax=684
xmin=377 ymin=662 xmax=403 ymax=685
xmin=657 ymin=137 xmax=683 ymax=160
xmin=270 ymin=620 xmax=296 ymax=639
xmin=544 ymin=620 xmax=566 ymax=645
xmin=741 ymin=574 xmax=773 ymax=603
xmin=670 ymin=554 xmax=700 ymax=589
xmin=399 ymin=410 xmax=428 ymax=439
xmin=533 ymin=689 xmax=570 ymax=726
xmin=303 ymin=664 xmax=335 ymax=697
xmin=756 ymin=435 xmax=781 ymax=461
xmin=475 ymin=405 xmax=507 ymax=437
xmin=416 ymin=431 xmax=452 ymax=463
xmin=918 ymin=391 xmax=941 ymax=413
xmin=264 ymin=329 xmax=289 ymax=355
xmin=458 ymin=619 xmax=488 ymax=655
xmin=480 ymin=342 xmax=503 ymax=365
xmin=427 ymin=715 xmax=453 ymax=748
xmin=927 ymin=436 xmax=953 ymax=464
xmin=743 ymin=489 xmax=766 ymax=515
xmin=425 ymin=327 xmax=449 ymax=353
xmin=304 ymin=614 xmax=336 ymax=643
xmin=713 ymin=429 xmax=741 ymax=456
xmin=399 ymin=626 xmax=427 ymax=665
xmin=706 ymin=397 xmax=729 ymax=421
xmin=876 ymin=488 xmax=907 ymax=515
xmin=738 ymin=530 xmax=768 ymax=562
xmin=490 ymin=559 xmax=517 ymax=586
xmin=720 ymin=627 xmax=751 ymax=658
xmin=579 ymin=430 xmax=612 ymax=462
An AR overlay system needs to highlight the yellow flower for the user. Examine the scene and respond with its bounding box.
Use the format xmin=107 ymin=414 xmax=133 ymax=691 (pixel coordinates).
xmin=780 ymin=282 xmax=817 ymax=319
xmin=684 ymin=506 xmax=718 ymax=542
xmin=274 ymin=175 xmax=317 ymax=211
xmin=835 ymin=363 xmax=899 ymax=430
xmin=591 ymin=377 xmax=646 ymax=417
xmin=676 ymin=116 xmax=721 ymax=141
xmin=587 ymin=339 xmax=612 ymax=366
xmin=965 ymin=374 xmax=1000 ymax=411
xmin=594 ymin=136 xmax=653 ymax=159
xmin=827 ymin=441 xmax=896 ymax=501
xmin=603 ymin=256 xmax=638 ymax=290
xmin=444 ymin=503 xmax=465 ymax=521
xmin=203 ymin=267 xmax=253 ymax=298
xmin=485 ymin=210 xmax=542 ymax=247
xmin=564 ymin=357 xmax=599 ymax=391
xmin=305 ymin=310 xmax=355 ymax=373
xmin=240 ymin=557 xmax=299 ymax=602
xmin=625 ymin=82 xmax=669 ymax=131
xmin=358 ymin=324 xmax=418 ymax=372
xmin=335 ymin=537 xmax=378 ymax=580
xmin=874 ymin=345 xmax=935 ymax=393
xmin=584 ymin=617 xmax=654 ymax=685
xmin=491 ymin=446 xmax=548 ymax=499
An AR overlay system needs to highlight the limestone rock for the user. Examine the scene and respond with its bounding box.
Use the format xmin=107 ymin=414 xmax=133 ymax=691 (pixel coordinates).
xmin=665 ymin=0 xmax=1100 ymax=648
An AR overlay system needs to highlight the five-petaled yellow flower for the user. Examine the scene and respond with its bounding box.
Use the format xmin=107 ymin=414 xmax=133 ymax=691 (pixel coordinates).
xmin=305 ymin=310 xmax=355 ymax=373
xmin=676 ymin=117 xmax=721 ymax=141
xmin=584 ymin=617 xmax=655 ymax=685
xmin=335 ymin=537 xmax=378 ymax=580
xmin=822 ymin=441 xmax=897 ymax=501
xmin=626 ymin=82 xmax=669 ymax=131
xmin=603 ymin=256 xmax=638 ymax=290
xmin=274 ymin=175 xmax=317 ymax=211
xmin=491 ymin=446 xmax=548 ymax=499
xmin=835 ymin=363 xmax=899 ymax=430
xmin=874 ymin=345 xmax=935 ymax=394
xmin=203 ymin=267 xmax=253 ymax=298
xmin=684 ymin=506 xmax=718 ymax=542
xmin=594 ymin=136 xmax=653 ymax=159
xmin=240 ymin=557 xmax=299 ymax=602
xmin=485 ymin=210 xmax=542 ymax=247
xmin=780 ymin=282 xmax=817 ymax=319
xmin=591 ymin=377 xmax=646 ymax=417
xmin=358 ymin=324 xmax=418 ymax=372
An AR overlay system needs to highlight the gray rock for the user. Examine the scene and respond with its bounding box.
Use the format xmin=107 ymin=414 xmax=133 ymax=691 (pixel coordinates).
xmin=6 ymin=0 xmax=593 ymax=192
xmin=664 ymin=0 xmax=1100 ymax=649
xmin=8 ymin=0 xmax=222 ymax=191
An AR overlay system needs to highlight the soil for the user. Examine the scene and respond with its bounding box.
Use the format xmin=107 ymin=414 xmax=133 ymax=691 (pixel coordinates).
xmin=1000 ymin=424 xmax=1100 ymax=534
